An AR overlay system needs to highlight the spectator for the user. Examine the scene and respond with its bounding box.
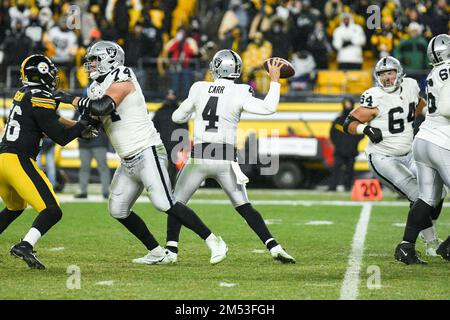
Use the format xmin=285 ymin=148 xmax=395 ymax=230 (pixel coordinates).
xmin=105 ymin=0 xmax=134 ymax=41
xmin=394 ymin=22 xmax=429 ymax=91
xmin=290 ymin=50 xmax=316 ymax=91
xmin=324 ymin=0 xmax=343 ymax=20
xmin=8 ymin=0 xmax=30 ymax=29
xmin=370 ymin=15 xmax=399 ymax=58
xmin=124 ymin=23 xmax=149 ymax=88
xmin=25 ymin=7 xmax=46 ymax=54
xmin=265 ymin=17 xmax=291 ymax=60
xmin=218 ymin=0 xmax=248 ymax=41
xmin=74 ymin=118 xmax=111 ymax=200
xmin=290 ymin=0 xmax=320 ymax=53
xmin=242 ymin=31 xmax=272 ymax=92
xmin=328 ymin=98 xmax=363 ymax=191
xmin=332 ymin=13 xmax=366 ymax=70
xmin=165 ymin=27 xmax=198 ymax=99
xmin=220 ymin=26 xmax=246 ymax=55
xmin=307 ymin=19 xmax=332 ymax=69
xmin=98 ymin=17 xmax=118 ymax=41
xmin=152 ymin=89 xmax=189 ymax=185
xmin=36 ymin=137 xmax=56 ymax=188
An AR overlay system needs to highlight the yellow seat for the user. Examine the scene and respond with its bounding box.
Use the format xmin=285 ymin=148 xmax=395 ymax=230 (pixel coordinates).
xmin=345 ymin=71 xmax=373 ymax=94
xmin=314 ymin=71 xmax=346 ymax=94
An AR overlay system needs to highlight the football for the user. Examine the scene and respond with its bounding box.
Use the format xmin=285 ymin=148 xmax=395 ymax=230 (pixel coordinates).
xmin=263 ymin=57 xmax=295 ymax=78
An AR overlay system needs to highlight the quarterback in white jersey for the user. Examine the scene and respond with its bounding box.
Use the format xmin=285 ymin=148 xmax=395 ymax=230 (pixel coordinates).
xmin=344 ymin=56 xmax=443 ymax=257
xmin=395 ymin=34 xmax=450 ymax=264
xmin=59 ymin=41 xmax=228 ymax=265
xmin=164 ymin=50 xmax=295 ymax=264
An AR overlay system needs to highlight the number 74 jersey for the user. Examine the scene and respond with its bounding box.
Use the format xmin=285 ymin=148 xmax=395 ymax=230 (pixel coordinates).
xmin=360 ymin=77 xmax=420 ymax=156
xmin=87 ymin=66 xmax=162 ymax=158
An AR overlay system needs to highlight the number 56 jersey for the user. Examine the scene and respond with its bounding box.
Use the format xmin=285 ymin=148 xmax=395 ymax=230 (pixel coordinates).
xmin=360 ymin=77 xmax=420 ymax=156
xmin=87 ymin=66 xmax=162 ymax=158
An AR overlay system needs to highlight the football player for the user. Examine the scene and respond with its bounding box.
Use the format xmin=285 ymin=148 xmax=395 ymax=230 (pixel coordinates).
xmin=0 ymin=54 xmax=97 ymax=269
xmin=395 ymin=34 xmax=450 ymax=264
xmin=164 ymin=50 xmax=296 ymax=264
xmin=57 ymin=41 xmax=228 ymax=265
xmin=344 ymin=56 xmax=443 ymax=256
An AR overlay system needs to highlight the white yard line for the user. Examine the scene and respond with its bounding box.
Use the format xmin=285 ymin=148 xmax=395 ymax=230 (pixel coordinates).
xmin=339 ymin=203 xmax=373 ymax=300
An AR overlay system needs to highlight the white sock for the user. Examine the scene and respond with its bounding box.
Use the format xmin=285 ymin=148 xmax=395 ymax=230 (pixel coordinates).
xmin=421 ymin=226 xmax=437 ymax=242
xmin=166 ymin=241 xmax=178 ymax=248
xmin=23 ymin=227 xmax=41 ymax=247
xmin=205 ymin=233 xmax=217 ymax=243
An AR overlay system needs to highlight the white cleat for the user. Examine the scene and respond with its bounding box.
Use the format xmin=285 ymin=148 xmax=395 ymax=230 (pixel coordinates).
xmin=165 ymin=250 xmax=178 ymax=263
xmin=425 ymin=239 xmax=442 ymax=256
xmin=206 ymin=236 xmax=228 ymax=265
xmin=270 ymin=245 xmax=296 ymax=264
xmin=132 ymin=247 xmax=176 ymax=265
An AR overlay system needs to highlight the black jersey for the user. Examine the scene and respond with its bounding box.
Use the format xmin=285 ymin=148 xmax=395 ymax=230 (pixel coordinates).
xmin=0 ymin=85 xmax=85 ymax=160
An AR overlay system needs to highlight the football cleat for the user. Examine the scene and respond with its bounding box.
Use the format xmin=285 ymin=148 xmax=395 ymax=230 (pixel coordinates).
xmin=436 ymin=236 xmax=450 ymax=261
xmin=394 ymin=242 xmax=427 ymax=265
xmin=10 ymin=242 xmax=45 ymax=270
xmin=270 ymin=245 xmax=296 ymax=264
xmin=132 ymin=247 xmax=176 ymax=265
xmin=165 ymin=250 xmax=178 ymax=264
xmin=425 ymin=238 xmax=442 ymax=256
xmin=206 ymin=236 xmax=228 ymax=265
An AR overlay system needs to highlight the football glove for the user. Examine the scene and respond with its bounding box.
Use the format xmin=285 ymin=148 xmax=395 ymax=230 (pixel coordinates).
xmin=363 ymin=126 xmax=383 ymax=143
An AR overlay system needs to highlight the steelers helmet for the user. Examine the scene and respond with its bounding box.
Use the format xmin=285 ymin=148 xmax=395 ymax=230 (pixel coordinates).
xmin=209 ymin=49 xmax=242 ymax=80
xmin=21 ymin=54 xmax=58 ymax=90
xmin=84 ymin=41 xmax=125 ymax=80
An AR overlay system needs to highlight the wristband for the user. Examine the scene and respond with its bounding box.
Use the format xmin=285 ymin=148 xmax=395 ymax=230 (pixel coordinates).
xmin=356 ymin=123 xmax=367 ymax=135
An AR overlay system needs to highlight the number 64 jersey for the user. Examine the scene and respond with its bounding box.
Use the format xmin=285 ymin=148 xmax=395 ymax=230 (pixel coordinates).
xmin=360 ymin=77 xmax=420 ymax=156
xmin=87 ymin=66 xmax=162 ymax=158
xmin=415 ymin=62 xmax=450 ymax=149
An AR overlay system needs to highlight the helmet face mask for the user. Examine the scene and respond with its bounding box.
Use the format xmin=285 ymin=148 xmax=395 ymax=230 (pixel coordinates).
xmin=209 ymin=49 xmax=242 ymax=80
xmin=374 ymin=56 xmax=404 ymax=93
xmin=21 ymin=54 xmax=58 ymax=91
xmin=84 ymin=41 xmax=125 ymax=80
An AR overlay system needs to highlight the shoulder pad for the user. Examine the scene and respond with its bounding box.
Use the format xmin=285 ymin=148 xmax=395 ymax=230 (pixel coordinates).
xmin=108 ymin=66 xmax=135 ymax=83
xmin=359 ymin=87 xmax=382 ymax=108
xmin=30 ymin=88 xmax=56 ymax=110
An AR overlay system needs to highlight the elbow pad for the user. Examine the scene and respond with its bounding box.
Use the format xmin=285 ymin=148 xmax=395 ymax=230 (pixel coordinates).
xmin=78 ymin=95 xmax=116 ymax=116
xmin=343 ymin=114 xmax=362 ymax=134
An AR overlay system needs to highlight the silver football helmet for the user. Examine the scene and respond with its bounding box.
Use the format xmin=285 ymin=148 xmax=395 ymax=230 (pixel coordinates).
xmin=84 ymin=41 xmax=125 ymax=80
xmin=374 ymin=56 xmax=404 ymax=93
xmin=209 ymin=49 xmax=242 ymax=80
xmin=427 ymin=34 xmax=450 ymax=66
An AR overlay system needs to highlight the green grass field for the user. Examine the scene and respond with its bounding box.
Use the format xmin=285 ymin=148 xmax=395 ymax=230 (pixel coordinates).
xmin=0 ymin=189 xmax=449 ymax=300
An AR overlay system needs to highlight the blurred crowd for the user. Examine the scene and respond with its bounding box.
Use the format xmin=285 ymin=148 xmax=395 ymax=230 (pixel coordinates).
xmin=0 ymin=0 xmax=449 ymax=96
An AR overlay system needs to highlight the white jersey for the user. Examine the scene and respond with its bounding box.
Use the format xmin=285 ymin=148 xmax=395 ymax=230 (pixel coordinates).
xmin=361 ymin=77 xmax=420 ymax=156
xmin=415 ymin=62 xmax=450 ymax=150
xmin=172 ymin=78 xmax=280 ymax=146
xmin=87 ymin=66 xmax=162 ymax=158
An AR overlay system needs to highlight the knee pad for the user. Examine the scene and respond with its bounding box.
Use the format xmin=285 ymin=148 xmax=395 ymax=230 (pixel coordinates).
xmin=108 ymin=199 xmax=130 ymax=219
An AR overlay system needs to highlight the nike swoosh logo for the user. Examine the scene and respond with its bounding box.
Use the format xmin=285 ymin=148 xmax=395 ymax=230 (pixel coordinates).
xmin=400 ymin=248 xmax=408 ymax=256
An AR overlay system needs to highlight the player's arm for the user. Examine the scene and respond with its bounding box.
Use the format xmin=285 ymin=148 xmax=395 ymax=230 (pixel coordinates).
xmin=343 ymin=106 xmax=383 ymax=143
xmin=242 ymin=59 xmax=284 ymax=115
xmin=58 ymin=117 xmax=78 ymax=127
xmin=172 ymin=85 xmax=196 ymax=123
xmin=437 ymin=81 xmax=450 ymax=117
xmin=415 ymin=97 xmax=427 ymax=118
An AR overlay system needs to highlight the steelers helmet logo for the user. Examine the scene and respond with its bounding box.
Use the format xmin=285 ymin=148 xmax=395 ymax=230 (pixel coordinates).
xmin=37 ymin=62 xmax=49 ymax=74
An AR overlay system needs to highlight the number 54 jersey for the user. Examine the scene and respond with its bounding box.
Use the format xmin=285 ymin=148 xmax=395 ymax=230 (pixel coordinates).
xmin=360 ymin=77 xmax=420 ymax=156
xmin=87 ymin=66 xmax=162 ymax=158
xmin=416 ymin=62 xmax=450 ymax=149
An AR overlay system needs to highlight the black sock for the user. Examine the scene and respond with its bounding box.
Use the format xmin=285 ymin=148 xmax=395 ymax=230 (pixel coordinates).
xmin=431 ymin=199 xmax=443 ymax=221
xmin=166 ymin=202 xmax=211 ymax=240
xmin=32 ymin=205 xmax=62 ymax=236
xmin=116 ymin=211 xmax=159 ymax=251
xmin=0 ymin=208 xmax=24 ymax=234
xmin=403 ymin=199 xmax=433 ymax=243
xmin=235 ymin=203 xmax=278 ymax=249
xmin=166 ymin=245 xmax=178 ymax=254
xmin=166 ymin=215 xmax=182 ymax=244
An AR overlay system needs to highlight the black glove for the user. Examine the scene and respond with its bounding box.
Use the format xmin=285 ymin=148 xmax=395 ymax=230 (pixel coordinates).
xmin=54 ymin=90 xmax=76 ymax=104
xmin=342 ymin=40 xmax=353 ymax=48
xmin=363 ymin=126 xmax=383 ymax=143
xmin=78 ymin=119 xmax=99 ymax=139
xmin=77 ymin=97 xmax=91 ymax=117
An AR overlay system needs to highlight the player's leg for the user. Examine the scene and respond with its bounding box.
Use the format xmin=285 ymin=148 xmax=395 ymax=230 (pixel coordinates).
xmin=92 ymin=147 xmax=111 ymax=198
xmin=108 ymin=164 xmax=170 ymax=264
xmin=6 ymin=154 xmax=63 ymax=269
xmin=165 ymin=160 xmax=207 ymax=257
xmin=216 ymin=162 xmax=295 ymax=263
xmin=0 ymin=187 xmax=26 ymax=234
xmin=142 ymin=146 xmax=227 ymax=264
xmin=77 ymin=147 xmax=92 ymax=197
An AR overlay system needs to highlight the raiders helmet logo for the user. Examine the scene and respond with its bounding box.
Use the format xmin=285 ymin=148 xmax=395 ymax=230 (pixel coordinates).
xmin=214 ymin=57 xmax=222 ymax=69
xmin=106 ymin=47 xmax=117 ymax=58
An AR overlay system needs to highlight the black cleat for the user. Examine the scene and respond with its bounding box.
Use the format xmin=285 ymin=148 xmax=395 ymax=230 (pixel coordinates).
xmin=10 ymin=242 xmax=45 ymax=270
xmin=436 ymin=236 xmax=450 ymax=261
xmin=395 ymin=242 xmax=427 ymax=265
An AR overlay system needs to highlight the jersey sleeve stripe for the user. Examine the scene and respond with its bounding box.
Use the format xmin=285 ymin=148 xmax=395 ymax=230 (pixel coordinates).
xmin=31 ymin=97 xmax=56 ymax=104
xmin=31 ymin=101 xmax=56 ymax=109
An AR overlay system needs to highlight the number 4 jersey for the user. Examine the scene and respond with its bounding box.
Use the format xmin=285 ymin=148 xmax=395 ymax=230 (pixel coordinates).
xmin=360 ymin=77 xmax=420 ymax=156
xmin=172 ymin=79 xmax=280 ymax=146
xmin=88 ymin=66 xmax=162 ymax=158
xmin=415 ymin=62 xmax=450 ymax=150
